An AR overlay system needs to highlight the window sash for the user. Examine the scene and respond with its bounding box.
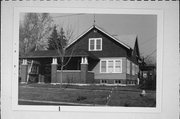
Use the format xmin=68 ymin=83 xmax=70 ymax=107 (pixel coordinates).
xmin=108 ymin=60 xmax=114 ymax=73
xmin=101 ymin=80 xmax=107 ymax=84
xmin=89 ymin=38 xmax=102 ymax=51
xmin=96 ymin=39 xmax=101 ymax=50
xmin=100 ymin=59 xmax=122 ymax=73
xmin=89 ymin=39 xmax=95 ymax=50
xmin=101 ymin=61 xmax=106 ymax=73
xmin=115 ymin=60 xmax=121 ymax=72
xmin=115 ymin=80 xmax=121 ymax=84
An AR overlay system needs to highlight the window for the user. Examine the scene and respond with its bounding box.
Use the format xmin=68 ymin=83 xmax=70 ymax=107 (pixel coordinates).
xmin=96 ymin=39 xmax=101 ymax=50
xmin=126 ymin=60 xmax=130 ymax=74
xmin=89 ymin=38 xmax=102 ymax=51
xmin=101 ymin=61 xmax=106 ymax=73
xmin=108 ymin=61 xmax=114 ymax=73
xmin=100 ymin=59 xmax=122 ymax=73
xmin=115 ymin=60 xmax=121 ymax=72
xmin=114 ymin=80 xmax=121 ymax=84
xmin=89 ymin=40 xmax=95 ymax=51
xmin=101 ymin=80 xmax=107 ymax=84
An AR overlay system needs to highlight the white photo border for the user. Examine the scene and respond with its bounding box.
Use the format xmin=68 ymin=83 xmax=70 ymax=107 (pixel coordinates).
xmin=12 ymin=7 xmax=163 ymax=113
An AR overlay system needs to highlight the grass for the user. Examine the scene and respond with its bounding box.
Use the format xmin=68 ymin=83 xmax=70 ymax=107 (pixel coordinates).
xmin=19 ymin=83 xmax=156 ymax=107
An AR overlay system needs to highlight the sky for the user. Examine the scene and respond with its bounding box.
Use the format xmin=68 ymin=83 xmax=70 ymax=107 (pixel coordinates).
xmin=20 ymin=13 xmax=157 ymax=63
xmin=50 ymin=13 xmax=157 ymax=63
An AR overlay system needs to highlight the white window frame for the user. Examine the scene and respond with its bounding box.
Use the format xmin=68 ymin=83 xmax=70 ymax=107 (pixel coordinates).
xmin=88 ymin=38 xmax=102 ymax=51
xmin=100 ymin=58 xmax=122 ymax=73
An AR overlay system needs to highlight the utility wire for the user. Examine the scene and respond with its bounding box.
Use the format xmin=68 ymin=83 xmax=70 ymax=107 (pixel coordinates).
xmin=144 ymin=49 xmax=156 ymax=59
xmin=140 ymin=35 xmax=156 ymax=56
xmin=140 ymin=35 xmax=157 ymax=47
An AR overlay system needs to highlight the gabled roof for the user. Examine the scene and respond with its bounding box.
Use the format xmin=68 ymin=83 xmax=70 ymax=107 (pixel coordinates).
xmin=21 ymin=25 xmax=139 ymax=59
xmin=114 ymin=35 xmax=137 ymax=49
xmin=67 ymin=25 xmax=132 ymax=50
xmin=20 ymin=49 xmax=99 ymax=60
xmin=20 ymin=50 xmax=58 ymax=58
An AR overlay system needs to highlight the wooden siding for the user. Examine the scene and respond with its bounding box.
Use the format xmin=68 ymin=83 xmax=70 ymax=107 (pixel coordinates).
xmin=65 ymin=26 xmax=140 ymax=82
xmin=67 ymin=27 xmax=128 ymax=58
xmin=126 ymin=59 xmax=138 ymax=80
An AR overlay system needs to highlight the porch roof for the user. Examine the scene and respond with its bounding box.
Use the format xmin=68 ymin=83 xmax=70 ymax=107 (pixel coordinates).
xmin=20 ymin=50 xmax=99 ymax=60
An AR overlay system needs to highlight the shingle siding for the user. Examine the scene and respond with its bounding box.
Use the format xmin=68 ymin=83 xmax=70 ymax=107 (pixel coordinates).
xmin=20 ymin=25 xmax=140 ymax=84
xmin=67 ymin=26 xmax=140 ymax=84
xmin=67 ymin=28 xmax=128 ymax=58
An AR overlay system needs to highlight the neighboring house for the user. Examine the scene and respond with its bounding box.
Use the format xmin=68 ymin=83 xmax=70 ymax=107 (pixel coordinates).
xmin=20 ymin=25 xmax=141 ymax=85
xmin=139 ymin=64 xmax=156 ymax=89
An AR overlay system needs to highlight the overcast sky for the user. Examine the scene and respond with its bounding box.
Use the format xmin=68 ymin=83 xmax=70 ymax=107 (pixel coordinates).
xmin=50 ymin=13 xmax=157 ymax=62
xmin=20 ymin=13 xmax=157 ymax=62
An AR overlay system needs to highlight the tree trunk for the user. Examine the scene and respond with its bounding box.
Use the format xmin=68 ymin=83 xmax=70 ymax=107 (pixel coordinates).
xmin=60 ymin=65 xmax=63 ymax=88
xmin=60 ymin=57 xmax=64 ymax=88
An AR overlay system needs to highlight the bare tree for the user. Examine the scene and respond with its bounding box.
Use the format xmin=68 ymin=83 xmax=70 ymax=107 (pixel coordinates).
xmin=19 ymin=13 xmax=53 ymax=56
xmin=19 ymin=13 xmax=53 ymax=82
xmin=144 ymin=56 xmax=156 ymax=66
xmin=48 ymin=25 xmax=76 ymax=87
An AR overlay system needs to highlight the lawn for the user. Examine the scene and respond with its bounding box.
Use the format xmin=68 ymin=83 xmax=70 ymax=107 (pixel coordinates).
xmin=18 ymin=83 xmax=156 ymax=107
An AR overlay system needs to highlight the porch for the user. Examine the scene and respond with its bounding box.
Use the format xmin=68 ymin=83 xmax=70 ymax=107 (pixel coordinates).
xmin=19 ymin=50 xmax=99 ymax=84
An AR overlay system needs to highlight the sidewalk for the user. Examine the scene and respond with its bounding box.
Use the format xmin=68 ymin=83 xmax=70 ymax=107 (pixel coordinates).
xmin=18 ymin=99 xmax=101 ymax=106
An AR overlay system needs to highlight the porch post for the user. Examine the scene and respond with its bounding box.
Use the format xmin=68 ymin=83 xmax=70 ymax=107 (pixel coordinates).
xmin=21 ymin=59 xmax=28 ymax=83
xmin=80 ymin=57 xmax=88 ymax=83
xmin=51 ymin=58 xmax=57 ymax=84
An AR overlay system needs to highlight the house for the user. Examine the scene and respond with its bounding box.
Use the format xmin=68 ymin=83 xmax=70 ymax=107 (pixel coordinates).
xmin=20 ymin=25 xmax=141 ymax=85
xmin=139 ymin=65 xmax=156 ymax=89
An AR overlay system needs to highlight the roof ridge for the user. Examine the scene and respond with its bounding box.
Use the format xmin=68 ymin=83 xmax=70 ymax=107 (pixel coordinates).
xmin=94 ymin=25 xmax=131 ymax=49
xmin=67 ymin=24 xmax=132 ymax=50
xmin=114 ymin=35 xmax=137 ymax=49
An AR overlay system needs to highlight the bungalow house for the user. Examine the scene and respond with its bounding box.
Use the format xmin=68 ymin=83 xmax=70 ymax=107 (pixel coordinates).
xmin=20 ymin=25 xmax=141 ymax=85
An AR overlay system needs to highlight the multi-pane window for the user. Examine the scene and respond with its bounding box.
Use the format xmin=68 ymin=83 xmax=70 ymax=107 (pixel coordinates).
xmin=114 ymin=80 xmax=121 ymax=84
xmin=108 ymin=61 xmax=114 ymax=73
xmin=89 ymin=38 xmax=102 ymax=51
xmin=96 ymin=39 xmax=101 ymax=50
xmin=100 ymin=59 xmax=122 ymax=73
xmin=89 ymin=40 xmax=95 ymax=51
xmin=101 ymin=61 xmax=106 ymax=73
xmin=126 ymin=60 xmax=130 ymax=74
xmin=101 ymin=80 xmax=107 ymax=84
xmin=115 ymin=60 xmax=121 ymax=72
